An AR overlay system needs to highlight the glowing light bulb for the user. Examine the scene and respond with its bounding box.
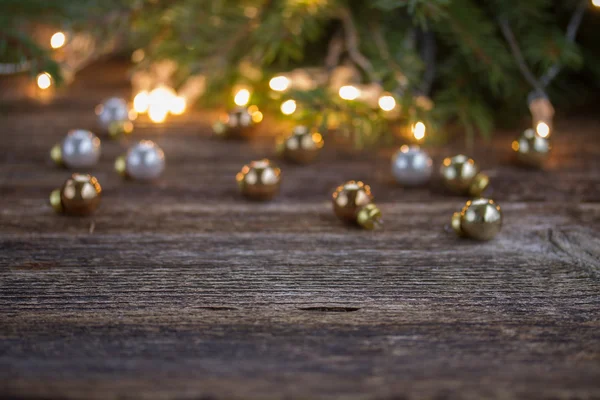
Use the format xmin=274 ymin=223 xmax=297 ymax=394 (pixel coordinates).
xmin=378 ymin=95 xmax=396 ymax=111
xmin=339 ymin=85 xmax=360 ymax=101
xmin=50 ymin=32 xmax=66 ymax=49
xmin=280 ymin=99 xmax=297 ymax=115
xmin=170 ymin=96 xmax=187 ymax=115
xmin=412 ymin=121 xmax=426 ymax=141
xmin=234 ymin=89 xmax=251 ymax=106
xmin=148 ymin=103 xmax=168 ymax=123
xmin=252 ymin=111 xmax=264 ymax=123
xmin=36 ymin=73 xmax=52 ymax=90
xmin=269 ymin=76 xmax=290 ymax=92
xmin=149 ymin=86 xmax=177 ymax=104
xmin=131 ymin=49 xmax=145 ymax=63
xmin=536 ymin=122 xmax=550 ymax=138
xmin=133 ymin=91 xmax=150 ymax=113
xmin=592 ymin=0 xmax=600 ymax=7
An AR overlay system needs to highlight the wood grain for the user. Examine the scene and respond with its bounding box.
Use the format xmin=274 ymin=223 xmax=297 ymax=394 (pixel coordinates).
xmin=1 ymin=60 xmax=599 ymax=400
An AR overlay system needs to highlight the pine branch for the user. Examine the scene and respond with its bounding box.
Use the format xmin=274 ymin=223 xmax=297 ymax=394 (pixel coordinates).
xmin=338 ymin=6 xmax=378 ymax=83
xmin=497 ymin=16 xmax=546 ymax=96
xmin=540 ymin=0 xmax=587 ymax=88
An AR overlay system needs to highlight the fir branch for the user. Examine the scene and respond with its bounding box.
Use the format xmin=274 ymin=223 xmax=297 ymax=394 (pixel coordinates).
xmin=420 ymin=30 xmax=436 ymax=94
xmin=539 ymin=0 xmax=587 ymax=88
xmin=338 ymin=6 xmax=378 ymax=83
xmin=497 ymin=16 xmax=546 ymax=96
xmin=368 ymin=21 xmax=408 ymax=89
xmin=325 ymin=28 xmax=344 ymax=71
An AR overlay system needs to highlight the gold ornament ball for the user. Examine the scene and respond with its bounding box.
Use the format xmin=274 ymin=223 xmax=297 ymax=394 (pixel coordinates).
xmin=512 ymin=128 xmax=551 ymax=168
xmin=332 ymin=181 xmax=382 ymax=230
xmin=440 ymin=154 xmax=489 ymax=196
xmin=452 ymin=198 xmax=502 ymax=241
xmin=50 ymin=173 xmax=102 ymax=216
xmin=277 ymin=126 xmax=324 ymax=164
xmin=236 ymin=159 xmax=281 ymax=200
xmin=214 ymin=106 xmax=261 ymax=139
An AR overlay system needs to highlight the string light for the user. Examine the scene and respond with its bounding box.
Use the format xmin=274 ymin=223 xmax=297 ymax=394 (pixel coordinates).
xmin=50 ymin=32 xmax=66 ymax=49
xmin=133 ymin=91 xmax=150 ymax=113
xmin=148 ymin=103 xmax=169 ymax=123
xmin=412 ymin=121 xmax=426 ymax=141
xmin=169 ymin=96 xmax=187 ymax=115
xmin=252 ymin=111 xmax=264 ymax=123
xmin=234 ymin=89 xmax=251 ymax=106
xmin=269 ymin=76 xmax=290 ymax=92
xmin=131 ymin=49 xmax=145 ymax=63
xmin=592 ymin=0 xmax=600 ymax=7
xmin=378 ymin=95 xmax=396 ymax=111
xmin=280 ymin=99 xmax=297 ymax=115
xmin=146 ymin=86 xmax=178 ymax=122
xmin=536 ymin=122 xmax=550 ymax=138
xmin=36 ymin=72 xmax=52 ymax=90
xmin=339 ymin=85 xmax=360 ymax=101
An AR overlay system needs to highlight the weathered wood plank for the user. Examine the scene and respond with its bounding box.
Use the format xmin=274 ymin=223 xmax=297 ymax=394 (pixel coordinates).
xmin=1 ymin=60 xmax=599 ymax=400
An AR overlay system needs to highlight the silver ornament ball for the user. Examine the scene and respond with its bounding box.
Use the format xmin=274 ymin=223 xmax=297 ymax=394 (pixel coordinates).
xmin=96 ymin=97 xmax=130 ymax=131
xmin=124 ymin=140 xmax=165 ymax=181
xmin=391 ymin=145 xmax=433 ymax=186
xmin=61 ymin=130 xmax=101 ymax=168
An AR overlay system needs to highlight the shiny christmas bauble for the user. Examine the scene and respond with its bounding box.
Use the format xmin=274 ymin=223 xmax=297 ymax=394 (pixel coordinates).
xmin=452 ymin=198 xmax=502 ymax=241
xmin=391 ymin=145 xmax=433 ymax=186
xmin=278 ymin=125 xmax=324 ymax=164
xmin=213 ymin=107 xmax=261 ymax=139
xmin=50 ymin=173 xmax=102 ymax=216
xmin=440 ymin=154 xmax=489 ymax=196
xmin=512 ymin=129 xmax=551 ymax=168
xmin=96 ymin=97 xmax=133 ymax=137
xmin=332 ymin=181 xmax=381 ymax=229
xmin=51 ymin=130 xmax=101 ymax=168
xmin=115 ymin=140 xmax=165 ymax=181
xmin=236 ymin=159 xmax=281 ymax=200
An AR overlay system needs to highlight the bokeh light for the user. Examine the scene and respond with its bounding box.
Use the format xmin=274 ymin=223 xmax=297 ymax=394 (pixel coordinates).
xmin=36 ymin=73 xmax=52 ymax=90
xmin=378 ymin=95 xmax=396 ymax=111
xmin=50 ymin=32 xmax=66 ymax=49
xmin=338 ymin=85 xmax=360 ymax=101
xmin=133 ymin=91 xmax=150 ymax=113
xmin=234 ymin=89 xmax=251 ymax=106
xmin=169 ymin=96 xmax=187 ymax=115
xmin=269 ymin=76 xmax=291 ymax=92
xmin=536 ymin=122 xmax=550 ymax=138
xmin=280 ymin=99 xmax=297 ymax=115
xmin=412 ymin=121 xmax=426 ymax=141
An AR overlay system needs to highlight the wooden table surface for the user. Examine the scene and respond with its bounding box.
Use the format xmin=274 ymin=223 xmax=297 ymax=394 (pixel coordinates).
xmin=1 ymin=61 xmax=599 ymax=400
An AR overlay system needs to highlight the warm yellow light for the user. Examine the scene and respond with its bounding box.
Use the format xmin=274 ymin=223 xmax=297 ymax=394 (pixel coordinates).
xmin=280 ymin=99 xmax=297 ymax=115
xmin=148 ymin=103 xmax=168 ymax=123
xmin=150 ymin=86 xmax=177 ymax=104
xmin=147 ymin=86 xmax=177 ymax=122
xmin=592 ymin=0 xmax=600 ymax=7
xmin=131 ymin=49 xmax=145 ymax=63
xmin=169 ymin=96 xmax=186 ymax=115
xmin=378 ymin=95 xmax=396 ymax=111
xmin=512 ymin=141 xmax=520 ymax=152
xmin=412 ymin=121 xmax=426 ymax=141
xmin=269 ymin=76 xmax=290 ymax=92
xmin=128 ymin=109 xmax=138 ymax=121
xmin=50 ymin=32 xmax=66 ymax=49
xmin=234 ymin=89 xmax=251 ymax=106
xmin=36 ymin=73 xmax=52 ymax=90
xmin=251 ymin=111 xmax=264 ymax=123
xmin=536 ymin=122 xmax=550 ymax=138
xmin=133 ymin=91 xmax=150 ymax=113
xmin=339 ymin=85 xmax=360 ymax=101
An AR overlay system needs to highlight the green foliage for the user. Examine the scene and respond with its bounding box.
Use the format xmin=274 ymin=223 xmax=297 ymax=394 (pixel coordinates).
xmin=2 ymin=0 xmax=598 ymax=145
